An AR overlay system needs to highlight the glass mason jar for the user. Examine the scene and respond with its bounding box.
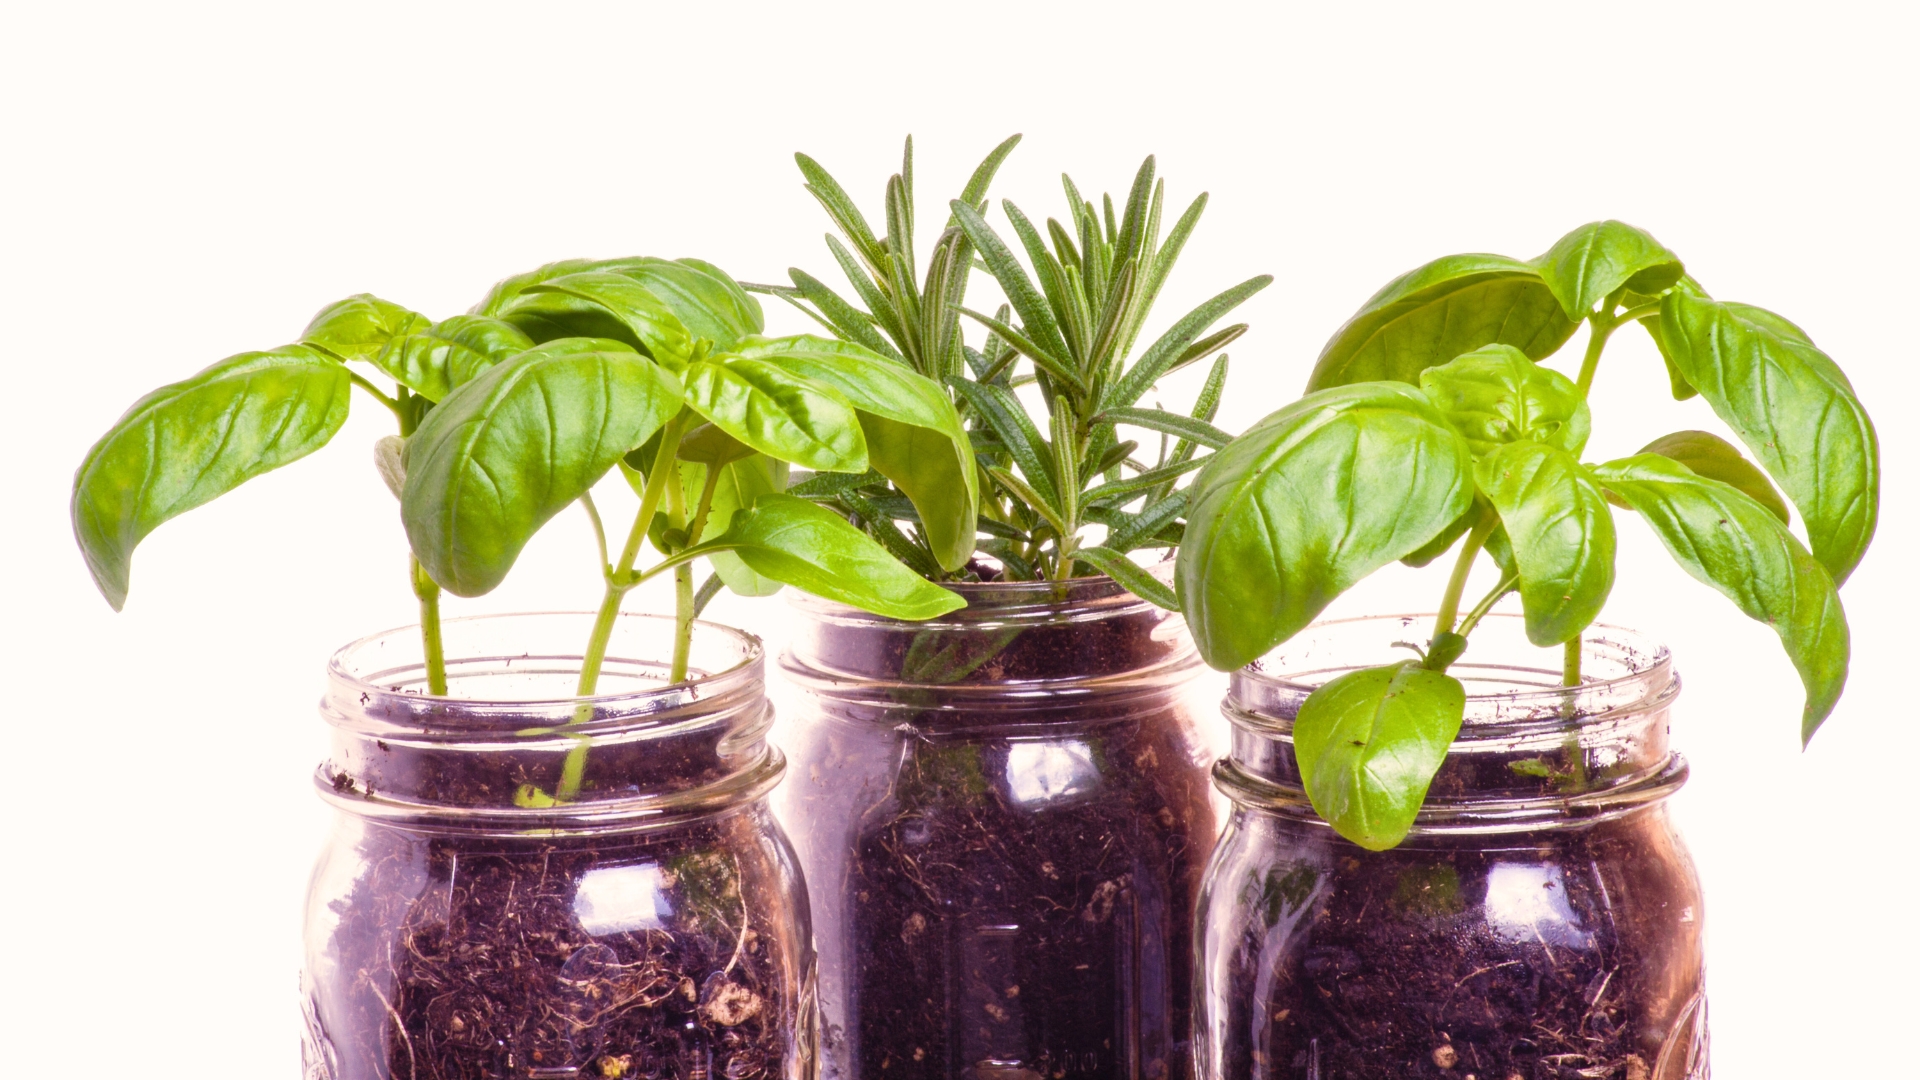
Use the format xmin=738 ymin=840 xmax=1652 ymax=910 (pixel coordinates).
xmin=1197 ymin=615 xmax=1706 ymax=1080
xmin=775 ymin=574 xmax=1220 ymax=1080
xmin=303 ymin=613 xmax=816 ymax=1080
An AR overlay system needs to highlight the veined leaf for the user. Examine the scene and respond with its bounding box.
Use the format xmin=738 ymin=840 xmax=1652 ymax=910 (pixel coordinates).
xmin=1294 ymin=662 xmax=1466 ymax=851
xmin=1594 ymin=453 xmax=1849 ymax=742
xmin=1638 ymin=430 xmax=1789 ymax=523
xmin=513 ymin=271 xmax=695 ymax=370
xmin=1476 ymin=442 xmax=1616 ymax=646
xmin=682 ymin=454 xmax=789 ymax=597
xmin=730 ymin=335 xmax=978 ymax=571
xmin=73 ymin=345 xmax=351 ymax=609
xmin=682 ymin=355 xmax=867 ymax=473
xmin=1659 ymin=291 xmax=1877 ymax=583
xmin=402 ymin=339 xmax=682 ymax=597
xmin=1307 ymin=254 xmax=1577 ymax=391
xmin=469 ymin=258 xmax=598 ymax=317
xmin=687 ymin=494 xmax=964 ymax=619
xmin=373 ymin=315 xmax=534 ymax=401
xmin=1420 ymin=344 xmax=1591 ymax=457
xmin=1532 ymin=220 xmax=1684 ymax=320
xmin=301 ymin=294 xmax=431 ymax=363
xmin=612 ymin=257 xmax=763 ymax=351
xmin=1176 ymin=382 xmax=1475 ymax=670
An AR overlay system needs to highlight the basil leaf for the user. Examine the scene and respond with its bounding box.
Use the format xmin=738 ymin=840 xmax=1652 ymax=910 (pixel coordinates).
xmin=1622 ymin=274 xmax=1707 ymax=401
xmin=610 ymin=257 xmax=764 ymax=351
xmin=1294 ymin=662 xmax=1466 ymax=851
xmin=402 ymin=339 xmax=682 ymax=597
xmin=688 ymin=494 xmax=965 ymax=620
xmin=1595 ymin=454 xmax=1849 ymax=742
xmin=1660 ymin=291 xmax=1878 ymax=584
xmin=72 ymin=345 xmax=351 ymax=609
xmin=300 ymin=294 xmax=431 ymax=364
xmin=1419 ymin=343 xmax=1591 ymax=456
xmin=1476 ymin=442 xmax=1616 ymax=646
xmin=373 ymin=315 xmax=534 ymax=402
xmin=469 ymin=258 xmax=598 ymax=317
xmin=1306 ymin=254 xmax=1577 ymax=391
xmin=731 ymin=334 xmax=978 ymax=572
xmin=685 ymin=454 xmax=789 ymax=597
xmin=1531 ymin=220 xmax=1684 ymax=320
xmin=1176 ymin=382 xmax=1475 ymax=670
xmin=512 ymin=271 xmax=695 ymax=371
xmin=1638 ymin=430 xmax=1789 ymax=524
xmin=682 ymin=355 xmax=867 ymax=473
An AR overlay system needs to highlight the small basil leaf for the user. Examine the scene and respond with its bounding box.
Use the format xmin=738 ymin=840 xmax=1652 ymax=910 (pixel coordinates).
xmin=731 ymin=334 xmax=978 ymax=572
xmin=689 ymin=494 xmax=965 ymax=619
xmin=1294 ymin=662 xmax=1466 ymax=851
xmin=1476 ymin=442 xmax=1616 ymax=646
xmin=512 ymin=272 xmax=695 ymax=371
xmin=301 ymin=294 xmax=431 ymax=363
xmin=1638 ymin=430 xmax=1790 ymax=524
xmin=1531 ymin=220 xmax=1684 ymax=320
xmin=1307 ymin=255 xmax=1578 ymax=391
xmin=1622 ymin=275 xmax=1707 ymax=401
xmin=682 ymin=355 xmax=867 ymax=473
xmin=676 ymin=422 xmax=758 ymax=467
xmin=1419 ymin=343 xmax=1591 ymax=456
xmin=1176 ymin=382 xmax=1475 ymax=670
xmin=402 ymin=340 xmax=683 ymax=597
xmin=374 ymin=315 xmax=535 ymax=402
xmin=72 ymin=345 xmax=350 ymax=609
xmin=684 ymin=454 xmax=789 ymax=597
xmin=1595 ymin=454 xmax=1849 ymax=742
xmin=1660 ymin=291 xmax=1878 ymax=584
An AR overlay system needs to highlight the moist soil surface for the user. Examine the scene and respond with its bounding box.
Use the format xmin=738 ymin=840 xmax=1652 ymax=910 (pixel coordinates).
xmin=1218 ymin=815 xmax=1704 ymax=1080
xmin=313 ymin=734 xmax=800 ymax=1080
xmin=821 ymin=598 xmax=1216 ymax=1080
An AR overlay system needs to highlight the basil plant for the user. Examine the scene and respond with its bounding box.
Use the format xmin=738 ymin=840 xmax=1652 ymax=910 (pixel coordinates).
xmin=73 ymin=256 xmax=969 ymax=799
xmin=753 ymin=137 xmax=1270 ymax=601
xmin=1176 ymin=221 xmax=1877 ymax=851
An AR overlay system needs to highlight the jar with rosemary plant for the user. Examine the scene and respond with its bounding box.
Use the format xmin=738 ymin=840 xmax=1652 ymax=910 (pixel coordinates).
xmin=1174 ymin=221 xmax=1876 ymax=1078
xmin=72 ymin=254 xmax=974 ymax=1078
xmin=753 ymin=138 xmax=1270 ymax=1080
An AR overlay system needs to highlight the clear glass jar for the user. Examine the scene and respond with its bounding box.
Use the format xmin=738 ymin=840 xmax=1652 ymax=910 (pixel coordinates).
xmin=775 ymin=574 xmax=1219 ymax=1080
xmin=303 ymin=613 xmax=816 ymax=1080
xmin=1197 ymin=615 xmax=1706 ymax=1080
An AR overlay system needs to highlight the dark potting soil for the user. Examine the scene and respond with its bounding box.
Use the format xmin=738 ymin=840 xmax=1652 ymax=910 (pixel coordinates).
xmin=813 ymin=602 xmax=1217 ymax=1080
xmin=1214 ymin=812 xmax=1705 ymax=1080
xmin=312 ymin=734 xmax=804 ymax=1080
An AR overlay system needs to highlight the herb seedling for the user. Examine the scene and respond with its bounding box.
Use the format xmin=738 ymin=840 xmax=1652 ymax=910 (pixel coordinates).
xmin=755 ymin=139 xmax=1270 ymax=596
xmin=73 ymin=256 xmax=970 ymax=799
xmin=1176 ymin=221 xmax=1877 ymax=849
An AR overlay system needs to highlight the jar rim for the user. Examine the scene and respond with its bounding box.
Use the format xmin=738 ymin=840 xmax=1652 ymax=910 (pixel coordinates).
xmin=327 ymin=611 xmax=763 ymax=710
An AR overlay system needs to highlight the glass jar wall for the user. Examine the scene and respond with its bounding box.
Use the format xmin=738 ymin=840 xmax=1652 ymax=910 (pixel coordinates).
xmin=775 ymin=574 xmax=1219 ymax=1080
xmin=1196 ymin=615 xmax=1706 ymax=1080
xmin=303 ymin=613 xmax=815 ymax=1080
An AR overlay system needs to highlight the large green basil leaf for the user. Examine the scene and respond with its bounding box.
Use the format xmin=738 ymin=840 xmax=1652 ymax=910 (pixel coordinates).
xmin=731 ymin=334 xmax=977 ymax=572
xmin=1306 ymin=255 xmax=1578 ymax=391
xmin=1476 ymin=441 xmax=1616 ymax=646
xmin=469 ymin=258 xmax=598 ymax=317
xmin=1594 ymin=454 xmax=1849 ymax=742
xmin=1531 ymin=220 xmax=1684 ymax=320
xmin=598 ymin=257 xmax=764 ymax=351
xmin=1639 ymin=430 xmax=1789 ymax=524
xmin=373 ymin=315 xmax=535 ymax=401
xmin=1176 ymin=382 xmax=1475 ymax=670
xmin=301 ymin=294 xmax=431 ymax=363
xmin=682 ymin=355 xmax=868 ymax=474
xmin=402 ymin=339 xmax=682 ymax=597
xmin=686 ymin=494 xmax=965 ymax=619
xmin=1419 ymin=343 xmax=1591 ymax=456
xmin=509 ymin=271 xmax=695 ymax=370
xmin=1294 ymin=662 xmax=1466 ymax=851
xmin=1660 ymin=291 xmax=1878 ymax=584
xmin=73 ymin=346 xmax=351 ymax=609
xmin=682 ymin=454 xmax=789 ymax=597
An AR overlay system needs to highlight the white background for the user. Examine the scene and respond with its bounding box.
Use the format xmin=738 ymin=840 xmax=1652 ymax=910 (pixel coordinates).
xmin=3 ymin=1 xmax=1913 ymax=1073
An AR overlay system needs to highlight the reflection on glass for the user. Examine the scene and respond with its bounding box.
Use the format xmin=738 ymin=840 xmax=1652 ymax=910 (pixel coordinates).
xmin=572 ymin=863 xmax=670 ymax=935
xmin=1484 ymin=862 xmax=1591 ymax=949
xmin=1004 ymin=739 xmax=1099 ymax=805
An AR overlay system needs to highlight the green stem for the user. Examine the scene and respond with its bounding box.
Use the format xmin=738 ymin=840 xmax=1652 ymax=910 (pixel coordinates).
xmin=1574 ymin=317 xmax=1618 ymax=399
xmin=1562 ymin=636 xmax=1583 ymax=687
xmin=412 ymin=557 xmax=447 ymax=696
xmin=1456 ymin=570 xmax=1519 ymax=639
xmin=580 ymin=491 xmax=609 ymax=576
xmin=347 ymin=370 xmax=402 ymax=418
xmin=1434 ymin=513 xmax=1497 ymax=637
